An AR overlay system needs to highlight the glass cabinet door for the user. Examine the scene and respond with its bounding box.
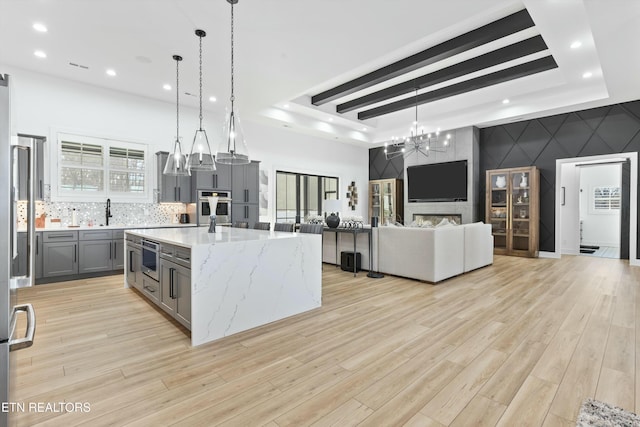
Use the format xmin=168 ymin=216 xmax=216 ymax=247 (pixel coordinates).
xmin=488 ymin=171 xmax=508 ymax=251
xmin=382 ymin=181 xmax=394 ymax=224
xmin=370 ymin=183 xmax=381 ymax=218
xmin=511 ymin=170 xmax=531 ymax=252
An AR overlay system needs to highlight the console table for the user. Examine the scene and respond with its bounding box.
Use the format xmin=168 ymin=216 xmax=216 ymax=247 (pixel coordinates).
xmin=323 ymin=227 xmax=372 ymax=277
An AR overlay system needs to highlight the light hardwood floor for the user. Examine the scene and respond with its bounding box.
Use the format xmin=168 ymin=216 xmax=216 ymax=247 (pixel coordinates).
xmin=12 ymin=255 xmax=640 ymax=426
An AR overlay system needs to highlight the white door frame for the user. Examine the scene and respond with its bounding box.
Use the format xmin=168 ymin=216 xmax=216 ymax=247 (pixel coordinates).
xmin=547 ymin=152 xmax=638 ymax=266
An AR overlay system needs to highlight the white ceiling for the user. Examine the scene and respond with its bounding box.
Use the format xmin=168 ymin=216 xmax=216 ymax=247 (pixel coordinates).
xmin=1 ymin=0 xmax=639 ymax=148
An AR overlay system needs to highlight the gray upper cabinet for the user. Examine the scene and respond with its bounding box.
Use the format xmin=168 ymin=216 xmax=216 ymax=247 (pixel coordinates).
xmin=156 ymin=151 xmax=192 ymax=203
xmin=17 ymin=137 xmax=45 ymax=201
xmin=231 ymin=161 xmax=260 ymax=204
xmin=190 ymin=162 xmax=232 ymax=201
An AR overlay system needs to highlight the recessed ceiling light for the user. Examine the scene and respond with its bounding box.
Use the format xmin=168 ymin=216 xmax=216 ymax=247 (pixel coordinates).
xmin=32 ymin=23 xmax=47 ymax=33
xmin=570 ymin=40 xmax=582 ymax=49
xmin=209 ymin=96 xmax=217 ymax=102
xmin=106 ymin=69 xmax=117 ymax=77
xmin=162 ymin=84 xmax=171 ymax=91
xmin=283 ymin=104 xmax=290 ymax=109
xmin=33 ymin=50 xmax=46 ymax=59
xmin=328 ymin=117 xmax=333 ymax=122
xmin=582 ymin=71 xmax=593 ymax=79
xmin=361 ymin=127 xmax=367 ymax=131
xmin=502 ymin=99 xmax=510 ymax=104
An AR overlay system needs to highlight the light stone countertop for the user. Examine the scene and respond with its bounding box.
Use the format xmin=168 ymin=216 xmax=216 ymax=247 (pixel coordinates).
xmin=19 ymin=223 xmax=198 ymax=232
xmin=125 ymin=226 xmax=299 ymax=249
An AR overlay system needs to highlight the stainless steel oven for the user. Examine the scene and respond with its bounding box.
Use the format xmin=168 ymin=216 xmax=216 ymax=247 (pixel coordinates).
xmin=141 ymin=239 xmax=160 ymax=281
xmin=197 ymin=190 xmax=232 ymax=226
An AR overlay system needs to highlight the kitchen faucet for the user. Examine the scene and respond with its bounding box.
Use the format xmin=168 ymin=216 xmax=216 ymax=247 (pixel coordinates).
xmin=106 ymin=198 xmax=112 ymax=226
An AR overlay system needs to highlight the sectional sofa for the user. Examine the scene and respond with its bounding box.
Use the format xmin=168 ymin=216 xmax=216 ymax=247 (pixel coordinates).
xmin=376 ymin=222 xmax=493 ymax=283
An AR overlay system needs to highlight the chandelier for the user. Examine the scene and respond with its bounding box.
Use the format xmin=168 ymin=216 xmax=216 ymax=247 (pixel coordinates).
xmin=384 ymin=90 xmax=453 ymax=160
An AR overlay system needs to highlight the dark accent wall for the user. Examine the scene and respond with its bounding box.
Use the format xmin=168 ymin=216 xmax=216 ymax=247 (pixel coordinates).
xmin=479 ymin=100 xmax=640 ymax=257
xmin=369 ymin=147 xmax=404 ymax=180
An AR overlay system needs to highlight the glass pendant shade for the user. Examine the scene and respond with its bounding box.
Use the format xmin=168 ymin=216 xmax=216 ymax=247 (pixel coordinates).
xmin=216 ymin=108 xmax=249 ymax=165
xmin=187 ymin=129 xmax=216 ymax=171
xmin=163 ymin=137 xmax=189 ymax=175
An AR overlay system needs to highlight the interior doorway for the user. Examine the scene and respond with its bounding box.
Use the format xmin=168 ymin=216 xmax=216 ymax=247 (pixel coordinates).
xmin=559 ymin=157 xmax=630 ymax=259
xmin=577 ymin=163 xmax=621 ymax=258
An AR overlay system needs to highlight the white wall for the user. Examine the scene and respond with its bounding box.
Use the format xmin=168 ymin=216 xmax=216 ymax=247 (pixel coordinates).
xmin=2 ymin=65 xmax=369 ymax=222
xmin=560 ymin=163 xmax=580 ymax=254
xmin=579 ymin=164 xmax=621 ymax=247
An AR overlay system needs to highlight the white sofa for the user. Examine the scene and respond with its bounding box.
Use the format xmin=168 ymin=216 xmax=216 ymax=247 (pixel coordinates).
xmin=376 ymin=222 xmax=493 ymax=283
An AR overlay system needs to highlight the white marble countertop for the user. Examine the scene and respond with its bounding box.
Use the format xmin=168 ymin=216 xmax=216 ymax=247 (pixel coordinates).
xmin=125 ymin=226 xmax=299 ymax=248
xmin=22 ymin=223 xmax=198 ymax=232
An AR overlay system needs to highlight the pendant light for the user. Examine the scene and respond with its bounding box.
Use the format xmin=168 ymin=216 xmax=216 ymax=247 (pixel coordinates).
xmin=216 ymin=0 xmax=250 ymax=165
xmin=187 ymin=29 xmax=216 ymax=172
xmin=163 ymin=55 xmax=189 ymax=176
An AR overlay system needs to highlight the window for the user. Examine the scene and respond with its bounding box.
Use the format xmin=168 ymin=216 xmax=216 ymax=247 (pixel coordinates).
xmin=275 ymin=171 xmax=338 ymax=223
xmin=593 ymin=186 xmax=621 ymax=211
xmin=54 ymin=133 xmax=150 ymax=202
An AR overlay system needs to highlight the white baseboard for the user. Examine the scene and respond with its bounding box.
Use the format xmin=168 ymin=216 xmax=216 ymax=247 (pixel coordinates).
xmin=539 ymin=251 xmax=560 ymax=259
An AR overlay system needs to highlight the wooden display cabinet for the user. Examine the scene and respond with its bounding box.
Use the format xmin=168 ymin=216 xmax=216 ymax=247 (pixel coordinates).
xmin=486 ymin=166 xmax=539 ymax=257
xmin=369 ymin=179 xmax=403 ymax=225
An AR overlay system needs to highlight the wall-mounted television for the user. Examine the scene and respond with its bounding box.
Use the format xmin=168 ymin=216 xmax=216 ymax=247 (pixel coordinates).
xmin=407 ymin=160 xmax=468 ymax=202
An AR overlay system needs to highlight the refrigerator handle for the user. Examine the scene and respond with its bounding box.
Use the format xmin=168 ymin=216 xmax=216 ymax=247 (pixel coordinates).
xmin=9 ymin=303 xmax=36 ymax=351
xmin=10 ymin=140 xmax=35 ymax=287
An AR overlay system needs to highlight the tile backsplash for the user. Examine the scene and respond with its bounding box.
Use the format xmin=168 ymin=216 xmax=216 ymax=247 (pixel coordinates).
xmin=18 ymin=201 xmax=193 ymax=227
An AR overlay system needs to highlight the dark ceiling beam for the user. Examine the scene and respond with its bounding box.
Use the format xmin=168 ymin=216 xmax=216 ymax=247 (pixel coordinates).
xmin=357 ymin=56 xmax=558 ymax=121
xmin=311 ymin=9 xmax=535 ymax=106
xmin=337 ymin=35 xmax=548 ymax=114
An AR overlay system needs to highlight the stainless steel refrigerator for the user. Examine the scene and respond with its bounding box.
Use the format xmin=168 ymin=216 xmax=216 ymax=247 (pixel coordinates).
xmin=1 ymin=74 xmax=37 ymax=426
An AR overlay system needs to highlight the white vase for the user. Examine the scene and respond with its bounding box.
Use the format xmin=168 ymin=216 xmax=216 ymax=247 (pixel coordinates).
xmin=520 ymin=174 xmax=528 ymax=188
xmin=495 ymin=176 xmax=506 ymax=188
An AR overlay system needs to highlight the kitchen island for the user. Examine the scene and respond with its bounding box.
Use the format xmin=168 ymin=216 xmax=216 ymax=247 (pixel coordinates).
xmin=124 ymin=226 xmax=322 ymax=346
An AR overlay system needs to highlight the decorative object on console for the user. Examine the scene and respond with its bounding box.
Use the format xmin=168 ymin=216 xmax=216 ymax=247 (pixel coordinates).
xmin=216 ymin=0 xmax=250 ymax=165
xmin=383 ymin=89 xmax=453 ymax=160
xmin=340 ymin=215 xmax=364 ymax=229
xmin=306 ymin=215 xmax=324 ymax=225
xmin=187 ymin=29 xmax=215 ymax=173
xmin=324 ymin=199 xmax=341 ymax=228
xmin=346 ymin=181 xmax=358 ymax=211
xmin=163 ymin=54 xmax=189 ymax=176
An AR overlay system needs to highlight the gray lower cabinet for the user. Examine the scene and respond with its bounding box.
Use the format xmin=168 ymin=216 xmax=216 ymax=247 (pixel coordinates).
xmin=43 ymin=241 xmax=78 ymax=277
xmin=78 ymin=230 xmax=124 ymax=273
xmin=141 ymin=276 xmax=160 ymax=303
xmin=35 ymin=232 xmax=43 ymax=279
xmin=126 ymin=245 xmax=141 ymax=290
xmin=160 ymin=260 xmax=191 ymax=329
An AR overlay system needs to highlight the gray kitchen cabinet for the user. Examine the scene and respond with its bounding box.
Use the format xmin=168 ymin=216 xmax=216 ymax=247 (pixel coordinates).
xmin=231 ymin=161 xmax=260 ymax=204
xmin=156 ymin=151 xmax=191 ymax=203
xmin=12 ymin=232 xmax=28 ymax=277
xmin=125 ymin=235 xmax=142 ymax=290
xmin=79 ymin=230 xmax=124 ymax=272
xmin=43 ymin=241 xmax=78 ymax=277
xmin=141 ymin=275 xmax=160 ymax=304
xmin=159 ymin=244 xmax=191 ymax=329
xmin=16 ymin=137 xmax=45 ymax=201
xmin=191 ymin=162 xmax=232 ymax=200
xmin=232 ymin=203 xmax=259 ymax=227
xmin=35 ymin=232 xmax=43 ymax=279
xmin=112 ymin=231 xmax=125 ymax=269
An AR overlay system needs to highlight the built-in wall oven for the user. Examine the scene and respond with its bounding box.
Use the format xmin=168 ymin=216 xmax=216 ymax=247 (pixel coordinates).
xmin=197 ymin=190 xmax=232 ymax=226
xmin=141 ymin=239 xmax=160 ymax=281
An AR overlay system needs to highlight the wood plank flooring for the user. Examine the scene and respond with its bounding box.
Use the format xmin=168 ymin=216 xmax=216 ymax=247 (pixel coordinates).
xmin=11 ymin=255 xmax=640 ymax=426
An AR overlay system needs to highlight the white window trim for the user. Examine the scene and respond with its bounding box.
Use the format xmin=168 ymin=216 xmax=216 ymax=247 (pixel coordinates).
xmin=51 ymin=132 xmax=152 ymax=203
xmin=590 ymin=185 xmax=621 ymax=215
